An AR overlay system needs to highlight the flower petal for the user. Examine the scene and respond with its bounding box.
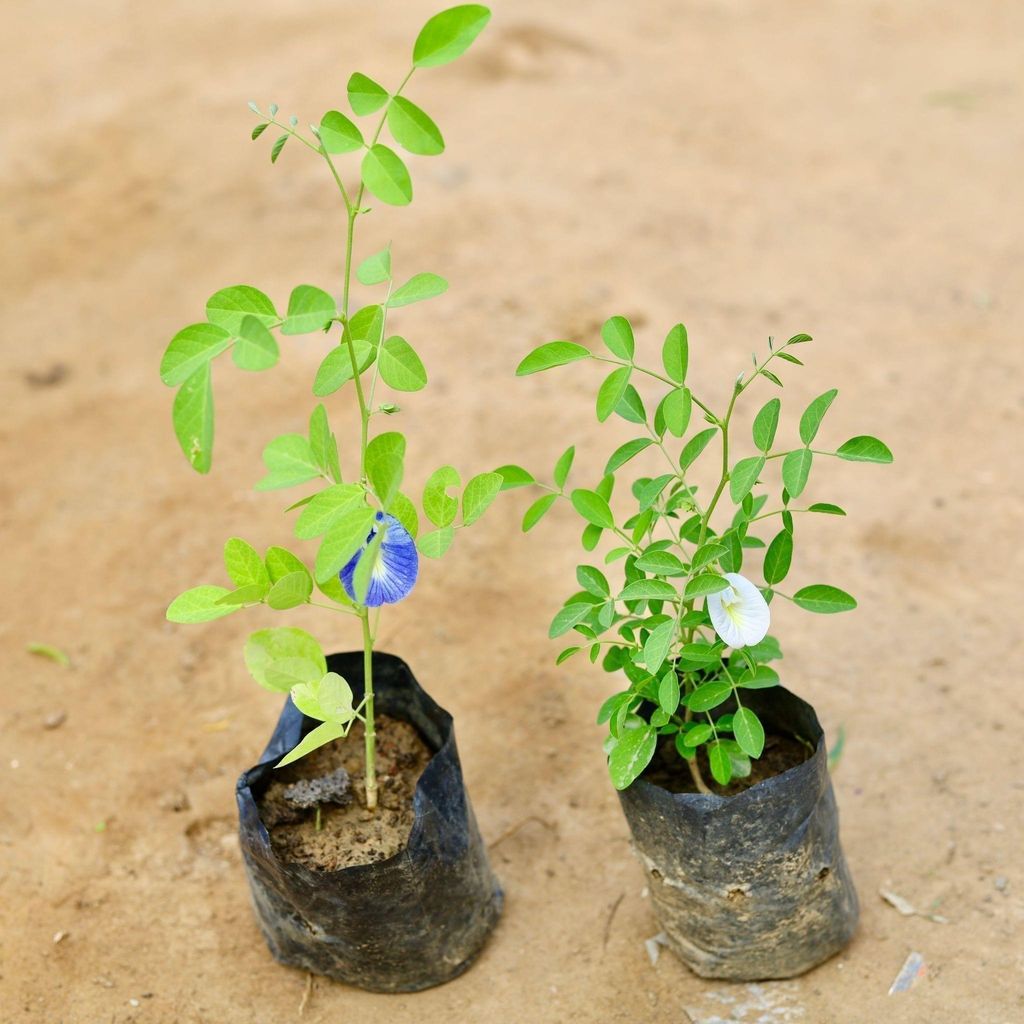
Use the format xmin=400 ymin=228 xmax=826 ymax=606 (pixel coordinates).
xmin=706 ymin=572 xmax=770 ymax=648
xmin=340 ymin=512 xmax=419 ymax=607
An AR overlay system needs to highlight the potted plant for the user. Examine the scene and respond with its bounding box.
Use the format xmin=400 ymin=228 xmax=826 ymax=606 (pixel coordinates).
xmin=160 ymin=5 xmax=504 ymax=993
xmin=506 ymin=319 xmax=892 ymax=979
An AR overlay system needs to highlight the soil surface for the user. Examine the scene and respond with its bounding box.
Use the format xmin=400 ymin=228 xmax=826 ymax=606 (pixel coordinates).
xmin=258 ymin=714 xmax=431 ymax=870
xmin=645 ymin=730 xmax=811 ymax=797
xmin=2 ymin=1 xmax=1023 ymax=1022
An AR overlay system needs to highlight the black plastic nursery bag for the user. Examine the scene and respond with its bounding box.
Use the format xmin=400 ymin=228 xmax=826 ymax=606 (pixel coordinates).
xmin=236 ymin=651 xmax=503 ymax=992
xmin=618 ymin=686 xmax=858 ymax=980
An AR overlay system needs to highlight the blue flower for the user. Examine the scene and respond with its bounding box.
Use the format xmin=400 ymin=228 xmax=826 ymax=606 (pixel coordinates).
xmin=340 ymin=512 xmax=419 ymax=607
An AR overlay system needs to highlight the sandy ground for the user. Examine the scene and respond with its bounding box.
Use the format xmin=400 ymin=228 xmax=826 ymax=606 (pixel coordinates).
xmin=2 ymin=1 xmax=1022 ymax=1021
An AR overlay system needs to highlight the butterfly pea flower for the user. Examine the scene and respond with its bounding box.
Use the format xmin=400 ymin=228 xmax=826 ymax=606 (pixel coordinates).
xmin=341 ymin=512 xmax=418 ymax=607
xmin=706 ymin=572 xmax=770 ymax=648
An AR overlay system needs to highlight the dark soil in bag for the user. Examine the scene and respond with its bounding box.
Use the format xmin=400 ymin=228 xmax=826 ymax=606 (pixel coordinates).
xmin=618 ymin=686 xmax=858 ymax=980
xmin=236 ymin=651 xmax=503 ymax=993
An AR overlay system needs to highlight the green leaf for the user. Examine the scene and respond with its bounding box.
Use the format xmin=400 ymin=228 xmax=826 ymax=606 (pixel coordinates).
xmin=412 ymin=4 xmax=491 ymax=67
xmin=553 ymin=445 xmax=575 ymax=489
xmin=782 ymin=448 xmax=813 ymax=499
xmin=389 ymin=491 xmax=420 ymax=538
xmin=737 ymin=665 xmax=780 ymax=689
xmin=576 ymin=565 xmax=610 ymax=597
xmin=596 ymin=366 xmax=631 ymax=422
xmin=264 ymin=546 xmax=310 ymax=583
xmin=387 ymin=272 xmax=448 ymax=308
xmin=684 ymin=723 xmax=713 ymax=746
xmin=522 ymin=493 xmax=557 ymax=532
xmin=172 ymin=363 xmax=215 ymax=474
xmin=799 ymin=389 xmax=838 ymax=445
xmin=808 ymin=502 xmax=846 ymax=516
xmin=291 ymin=671 xmax=355 ymax=723
xmin=166 ymin=585 xmax=236 ymax=623
xmin=658 ymin=671 xmax=681 ymax=716
xmin=619 ymin=579 xmax=677 ymax=601
xmin=662 ymin=323 xmax=688 ymax=383
xmin=462 ymin=472 xmax=503 ymax=526
xmin=608 ymin=724 xmax=657 ymax=790
xmin=708 ymin=741 xmax=732 ymax=785
xmin=836 ymin=435 xmax=893 ymax=463
xmin=351 ymin=528 xmax=385 ymax=603
xmin=605 ymin=438 xmax=652 ymax=476
xmin=387 ymin=96 xmax=444 ymax=155
xmin=729 ymin=455 xmax=765 ymax=504
xmin=276 ymin=721 xmax=346 ymax=768
xmin=634 ymin=550 xmax=686 ymax=576
xmin=356 ymin=248 xmax=391 ymax=286
xmin=216 ymin=584 xmax=266 ymax=607
xmin=687 ymin=680 xmax=732 ymax=712
xmin=661 ymin=387 xmax=692 ymax=438
xmin=367 ymin=453 xmax=403 ymax=510
xmin=244 ymin=627 xmax=326 ymax=691
xmin=570 ymin=489 xmax=614 ymax=529
xmin=270 ymin=134 xmax=288 ymax=163
xmin=601 ymin=315 xmax=634 ymax=360
xmin=549 ymin=602 xmax=594 ymax=638
xmin=308 ymin=404 xmax=341 ymax=482
xmin=361 ymin=144 xmax=413 ymax=206
xmin=515 ymin=341 xmax=590 ymax=375
xmin=294 ymin=484 xmax=366 ymax=539
xmin=281 ymin=285 xmax=337 ymax=336
xmin=733 ymin=707 xmax=765 ymax=758
xmin=314 ymin=508 xmax=376 ymax=582
xmin=793 ymin=584 xmax=857 ymax=613
xmin=418 ymin=526 xmax=455 ymax=558
xmin=493 ymin=464 xmax=535 ymax=490
xmin=763 ymin=530 xmax=793 ymax=585
xmin=691 ymin=542 xmax=728 ymax=571
xmin=347 ymin=71 xmax=389 ymax=115
xmin=205 ymin=285 xmax=277 ymax=333
xmin=224 ymin=538 xmax=270 ymax=591
xmin=230 ymin=315 xmax=279 ymax=372
xmin=349 ymin=304 xmax=385 ymax=346
xmin=752 ymin=398 xmax=781 ymax=452
xmin=256 ymin=434 xmax=321 ymax=490
xmin=644 ymin=620 xmax=675 ymax=674
xmin=761 ymin=368 xmax=783 ymax=388
xmin=27 ymin=642 xmax=71 ymax=667
xmin=313 ymin=340 xmax=375 ymax=397
xmin=267 ymin=571 xmax=313 ymax=610
xmin=319 ymin=110 xmax=364 ymax=153
xmin=683 ymin=573 xmax=730 ymax=599
xmin=679 ymin=428 xmax=718 ymax=470
xmin=423 ymin=466 xmax=461 ymax=527
xmin=160 ymin=323 xmax=231 ymax=386
xmin=251 ymin=123 xmax=269 ymax=140
xmin=678 ymin=642 xmax=723 ymax=665
xmin=378 ymin=335 xmax=427 ymax=391
xmin=615 ymin=385 xmax=646 ymax=424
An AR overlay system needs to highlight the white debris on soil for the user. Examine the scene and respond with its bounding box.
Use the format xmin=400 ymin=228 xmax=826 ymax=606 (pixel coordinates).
xmin=888 ymin=951 xmax=927 ymax=994
xmin=644 ymin=932 xmax=668 ymax=965
xmin=685 ymin=981 xmax=805 ymax=1023
xmin=879 ymin=887 xmax=948 ymax=923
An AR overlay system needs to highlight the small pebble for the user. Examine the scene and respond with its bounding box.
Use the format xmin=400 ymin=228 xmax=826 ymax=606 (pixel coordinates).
xmin=995 ymin=876 xmax=1008 ymax=892
xmin=129 ymin=998 xmax=140 ymax=1007
xmin=43 ymin=711 xmax=67 ymax=730
xmin=52 ymin=931 xmax=68 ymax=944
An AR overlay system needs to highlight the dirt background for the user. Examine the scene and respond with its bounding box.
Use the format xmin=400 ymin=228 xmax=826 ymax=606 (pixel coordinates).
xmin=2 ymin=1 xmax=1022 ymax=1021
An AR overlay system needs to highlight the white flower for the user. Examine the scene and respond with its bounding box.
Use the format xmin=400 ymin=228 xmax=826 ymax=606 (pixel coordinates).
xmin=706 ymin=572 xmax=771 ymax=648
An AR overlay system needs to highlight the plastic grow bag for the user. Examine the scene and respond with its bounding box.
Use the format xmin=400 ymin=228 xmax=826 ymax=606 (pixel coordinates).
xmin=617 ymin=685 xmax=858 ymax=980
xmin=236 ymin=651 xmax=503 ymax=992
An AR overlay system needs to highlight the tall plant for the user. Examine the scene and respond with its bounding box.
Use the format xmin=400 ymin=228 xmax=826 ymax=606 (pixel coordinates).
xmin=161 ymin=6 xmax=498 ymax=810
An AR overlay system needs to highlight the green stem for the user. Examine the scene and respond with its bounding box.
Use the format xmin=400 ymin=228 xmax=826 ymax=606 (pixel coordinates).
xmin=361 ymin=610 xmax=378 ymax=811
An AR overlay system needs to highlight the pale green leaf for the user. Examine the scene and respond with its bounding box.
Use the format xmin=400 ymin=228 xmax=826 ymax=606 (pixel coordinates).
xmin=172 ymin=363 xmax=214 ymax=474
xmin=378 ymin=335 xmax=427 ymax=391
xmin=515 ymin=342 xmax=590 ymax=376
xmin=387 ymin=96 xmax=444 ymax=155
xmin=423 ymin=465 xmax=461 ymax=527
xmin=418 ymin=526 xmax=454 ymax=558
xmin=348 ymin=71 xmax=389 ymax=115
xmin=205 ymin=285 xmax=277 ymax=333
xmin=281 ymin=285 xmax=337 ymax=335
xmin=319 ymin=110 xmax=364 ymax=153
xmin=166 ymin=585 xmax=236 ymax=623
xmin=294 ymin=484 xmax=366 ymax=539
xmin=361 ymin=144 xmax=412 ymax=206
xmin=601 ymin=315 xmax=634 ymax=360
xmin=412 ymin=4 xmax=491 ymax=67
xmin=462 ymin=471 xmax=502 ymax=526
xmin=275 ymin=720 xmax=345 ymax=768
xmin=233 ymin=315 xmax=279 ymax=371
xmin=160 ymin=323 xmax=231 ymax=386
xmin=387 ymin=272 xmax=448 ymax=308
xmin=608 ymin=724 xmax=657 ymax=790
xmin=313 ymin=340 xmax=375 ymax=397
xmin=315 ymin=507 xmax=376 ymax=583
xmin=267 ymin=571 xmax=313 ymax=610
xmin=356 ymin=248 xmax=391 ymax=286
xmin=662 ymin=323 xmax=688 ymax=383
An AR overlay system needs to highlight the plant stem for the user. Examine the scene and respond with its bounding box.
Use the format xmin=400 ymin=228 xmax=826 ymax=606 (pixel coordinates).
xmin=361 ymin=610 xmax=378 ymax=811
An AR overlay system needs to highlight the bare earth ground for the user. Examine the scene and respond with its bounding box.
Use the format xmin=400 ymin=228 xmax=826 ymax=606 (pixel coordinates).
xmin=1 ymin=1 xmax=1022 ymax=1021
